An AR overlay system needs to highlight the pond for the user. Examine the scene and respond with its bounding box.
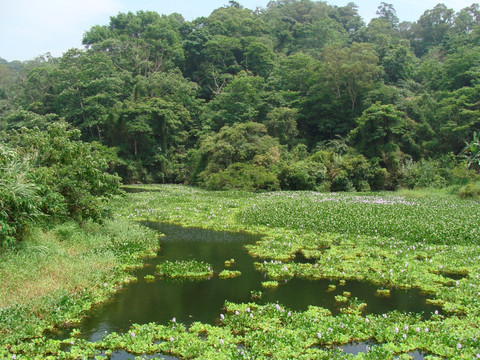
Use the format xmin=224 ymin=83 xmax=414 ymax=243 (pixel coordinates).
xmin=70 ymin=223 xmax=439 ymax=342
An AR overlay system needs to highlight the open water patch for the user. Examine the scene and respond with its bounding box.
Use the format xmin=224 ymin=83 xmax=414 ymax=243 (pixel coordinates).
xmin=56 ymin=223 xmax=440 ymax=350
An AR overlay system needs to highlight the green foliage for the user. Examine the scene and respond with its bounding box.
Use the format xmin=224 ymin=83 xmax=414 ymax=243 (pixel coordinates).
xmin=206 ymin=162 xmax=280 ymax=191
xmin=2 ymin=1 xmax=480 ymax=191
xmin=458 ymin=182 xmax=480 ymax=198
xmin=460 ymin=130 xmax=480 ymax=171
xmin=0 ymin=120 xmax=121 ymax=247
xmin=196 ymin=122 xmax=281 ymax=184
xmin=279 ymin=150 xmax=374 ymax=192
xmin=0 ymin=144 xmax=41 ymax=246
xmin=155 ymin=260 xmax=214 ymax=278
xmin=400 ymin=156 xmax=461 ymax=189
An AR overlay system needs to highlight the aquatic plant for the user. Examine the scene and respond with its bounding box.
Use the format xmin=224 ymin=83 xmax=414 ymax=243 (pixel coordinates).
xmin=218 ymin=270 xmax=241 ymax=279
xmin=261 ymin=280 xmax=279 ymax=288
xmin=155 ymin=260 xmax=214 ymax=279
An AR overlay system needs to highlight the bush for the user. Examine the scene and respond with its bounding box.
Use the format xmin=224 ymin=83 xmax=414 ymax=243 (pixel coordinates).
xmin=458 ymin=182 xmax=480 ymax=198
xmin=401 ymin=157 xmax=453 ymax=189
xmin=0 ymin=145 xmax=41 ymax=246
xmin=1 ymin=121 xmax=122 ymax=247
xmin=278 ymin=160 xmax=327 ymax=191
xmin=6 ymin=121 xmax=121 ymax=222
xmin=205 ymin=163 xmax=280 ymax=191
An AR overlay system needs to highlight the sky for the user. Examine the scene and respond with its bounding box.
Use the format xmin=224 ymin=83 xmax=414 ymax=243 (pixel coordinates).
xmin=0 ymin=0 xmax=476 ymax=62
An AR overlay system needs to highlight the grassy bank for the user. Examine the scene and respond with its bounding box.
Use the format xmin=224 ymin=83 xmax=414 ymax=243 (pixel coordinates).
xmin=2 ymin=185 xmax=480 ymax=359
xmin=0 ymin=206 xmax=159 ymax=346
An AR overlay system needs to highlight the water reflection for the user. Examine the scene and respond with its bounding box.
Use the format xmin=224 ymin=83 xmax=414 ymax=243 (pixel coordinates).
xmin=71 ymin=222 xmax=438 ymax=347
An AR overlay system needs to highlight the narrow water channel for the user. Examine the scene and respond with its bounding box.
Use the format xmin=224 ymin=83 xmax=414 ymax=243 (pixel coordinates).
xmin=73 ymin=222 xmax=438 ymax=347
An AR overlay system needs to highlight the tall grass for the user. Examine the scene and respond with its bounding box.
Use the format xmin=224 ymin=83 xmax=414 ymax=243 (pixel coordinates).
xmin=0 ymin=216 xmax=159 ymax=343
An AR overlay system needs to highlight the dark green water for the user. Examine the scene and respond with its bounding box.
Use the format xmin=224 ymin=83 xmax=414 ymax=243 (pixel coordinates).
xmin=66 ymin=222 xmax=437 ymax=359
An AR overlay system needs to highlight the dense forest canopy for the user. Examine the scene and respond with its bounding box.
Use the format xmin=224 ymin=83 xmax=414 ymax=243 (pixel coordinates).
xmin=1 ymin=0 xmax=480 ymax=206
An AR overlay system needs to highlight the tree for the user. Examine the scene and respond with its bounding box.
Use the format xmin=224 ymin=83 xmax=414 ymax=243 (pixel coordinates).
xmin=376 ymin=2 xmax=399 ymax=28
xmin=54 ymin=49 xmax=125 ymax=140
xmin=320 ymin=43 xmax=382 ymax=112
xmin=195 ymin=122 xmax=281 ymax=182
xmin=350 ymin=102 xmax=406 ymax=159
xmin=205 ymin=71 xmax=266 ymax=130
xmin=265 ymin=107 xmax=298 ymax=146
xmin=410 ymin=4 xmax=455 ymax=57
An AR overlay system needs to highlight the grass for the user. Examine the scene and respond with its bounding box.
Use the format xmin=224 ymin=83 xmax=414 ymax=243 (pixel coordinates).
xmin=0 ymin=209 xmax=159 ymax=344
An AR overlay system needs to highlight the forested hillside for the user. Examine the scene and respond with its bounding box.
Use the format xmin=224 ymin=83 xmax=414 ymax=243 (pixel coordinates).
xmin=1 ymin=0 xmax=479 ymax=193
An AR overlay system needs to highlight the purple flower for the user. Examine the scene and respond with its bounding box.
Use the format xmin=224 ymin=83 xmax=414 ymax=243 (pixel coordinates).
xmin=130 ymin=331 xmax=135 ymax=338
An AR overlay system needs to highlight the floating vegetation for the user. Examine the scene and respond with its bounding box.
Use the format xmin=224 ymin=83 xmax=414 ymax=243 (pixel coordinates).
xmin=327 ymin=284 xmax=337 ymax=292
xmin=261 ymin=281 xmax=279 ymax=289
xmin=144 ymin=275 xmax=155 ymax=282
xmin=224 ymin=258 xmax=236 ymax=267
xmin=375 ymin=289 xmax=391 ymax=297
xmin=155 ymin=260 xmax=214 ymax=279
xmin=250 ymin=290 xmax=262 ymax=300
xmin=218 ymin=270 xmax=241 ymax=279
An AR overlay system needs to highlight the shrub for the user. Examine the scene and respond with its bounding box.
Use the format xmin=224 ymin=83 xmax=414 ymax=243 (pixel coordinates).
xmin=458 ymin=182 xmax=480 ymax=198
xmin=6 ymin=121 xmax=121 ymax=222
xmin=1 ymin=121 xmax=122 ymax=247
xmin=205 ymin=163 xmax=280 ymax=191
xmin=278 ymin=160 xmax=327 ymax=191
xmin=0 ymin=145 xmax=41 ymax=246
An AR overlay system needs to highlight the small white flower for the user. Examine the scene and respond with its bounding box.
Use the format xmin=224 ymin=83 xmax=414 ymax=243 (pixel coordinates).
xmin=220 ymin=314 xmax=225 ymax=320
xmin=235 ymin=310 xmax=240 ymax=315
xmin=317 ymin=332 xmax=322 ymax=339
xmin=220 ymin=338 xmax=224 ymax=345
xmin=130 ymin=331 xmax=135 ymax=338
xmin=172 ymin=317 xmax=176 ymax=323
xmin=457 ymin=343 xmax=462 ymax=349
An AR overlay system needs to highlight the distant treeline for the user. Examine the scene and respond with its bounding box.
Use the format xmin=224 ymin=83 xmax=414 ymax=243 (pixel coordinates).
xmin=1 ymin=0 xmax=480 ymax=194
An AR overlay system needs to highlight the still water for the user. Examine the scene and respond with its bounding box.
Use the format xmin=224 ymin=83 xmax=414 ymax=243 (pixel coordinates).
xmin=77 ymin=223 xmax=437 ymax=337
xmin=66 ymin=222 xmax=437 ymax=359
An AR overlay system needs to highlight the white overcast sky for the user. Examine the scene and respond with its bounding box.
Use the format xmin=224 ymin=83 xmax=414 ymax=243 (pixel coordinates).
xmin=0 ymin=0 xmax=476 ymax=61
